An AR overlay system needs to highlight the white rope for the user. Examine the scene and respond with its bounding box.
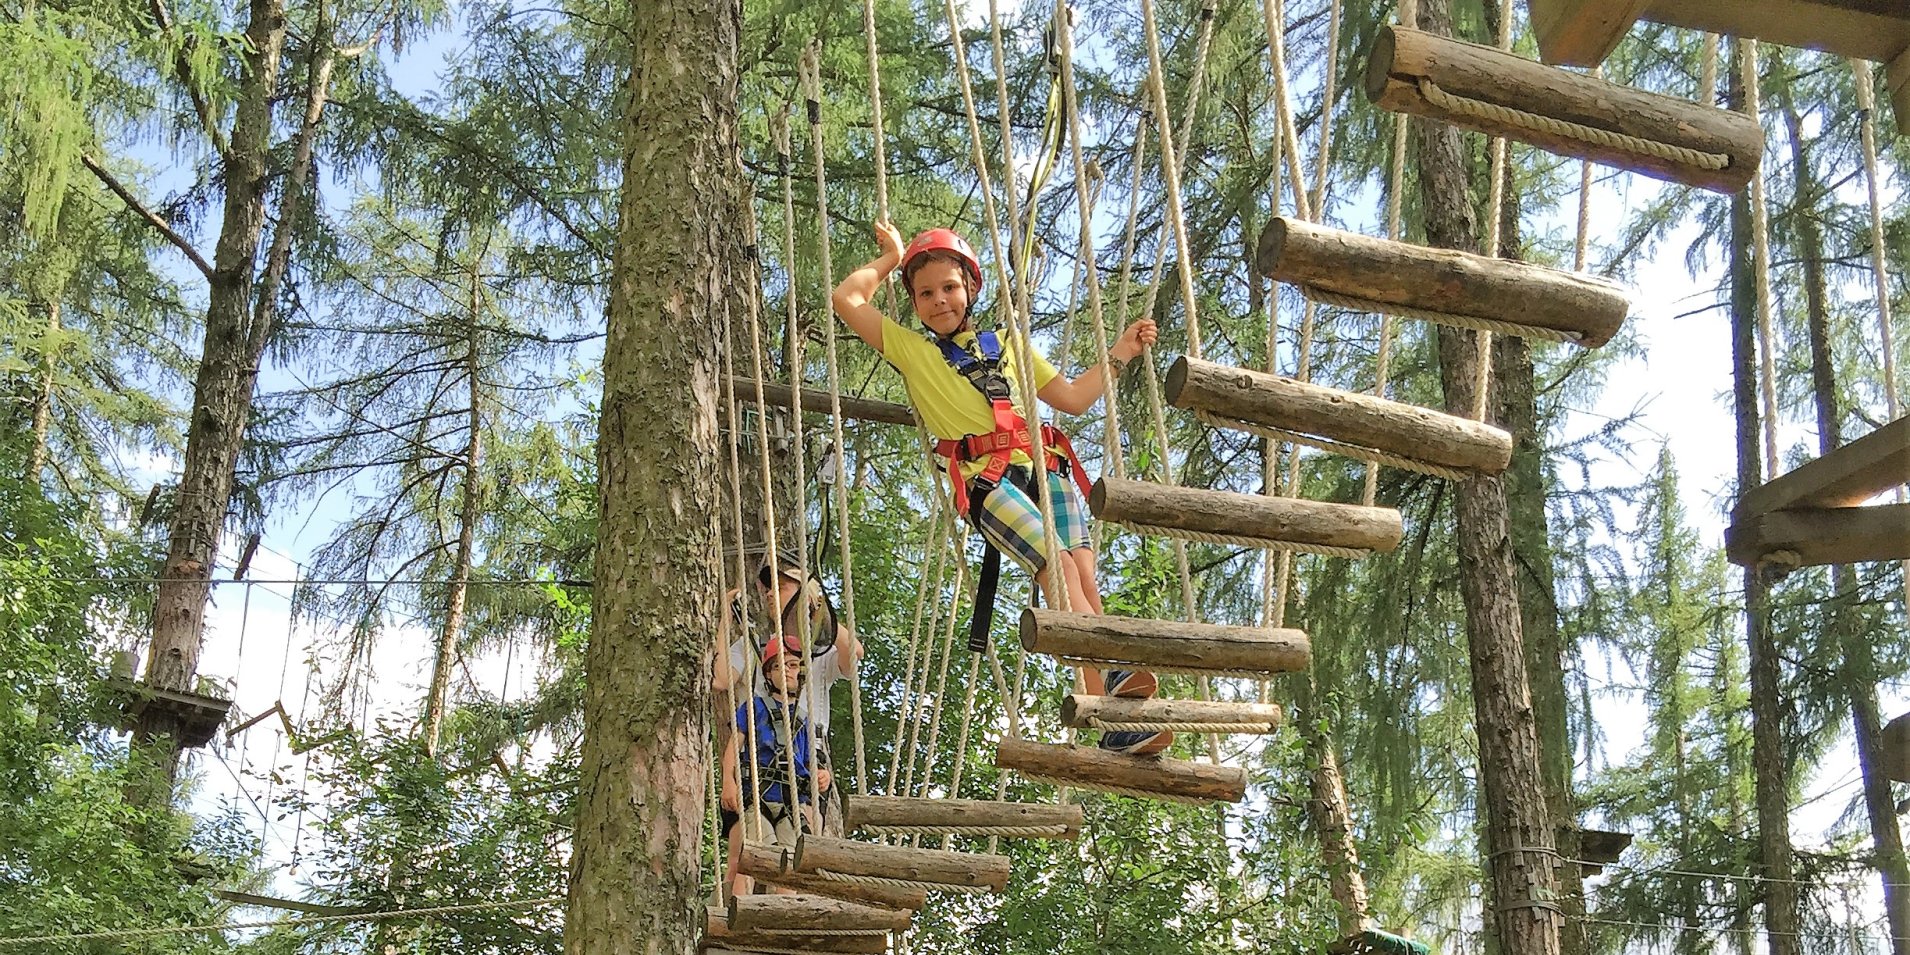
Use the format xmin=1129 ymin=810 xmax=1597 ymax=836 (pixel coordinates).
xmin=1115 ymin=521 xmax=1373 ymax=559
xmin=0 ymin=897 xmax=564 ymax=947
xmin=1194 ymin=410 xmax=1472 ymax=481
xmin=1012 ymin=770 xmax=1227 ymax=806
xmin=815 ymin=869 xmax=992 ymax=894
xmin=1416 ymin=78 xmax=1731 ymax=172
xmin=1057 ymin=656 xmax=1298 ymax=683
xmin=1299 ymin=285 xmax=1585 ymax=344
xmin=863 ymin=824 xmax=1073 ymax=838
xmin=1088 ymin=718 xmax=1279 ymax=734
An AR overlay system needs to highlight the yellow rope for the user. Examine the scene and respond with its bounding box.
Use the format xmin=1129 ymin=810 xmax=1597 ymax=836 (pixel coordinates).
xmin=1116 ymin=521 xmax=1373 ymax=559
xmin=861 ymin=824 xmax=1073 ymax=838
xmin=1088 ymin=718 xmax=1280 ymax=734
xmin=1193 ymin=410 xmax=1472 ymax=481
xmin=815 ymin=869 xmax=993 ymax=894
xmin=1057 ymin=656 xmax=1302 ymax=683
xmin=1415 ymin=78 xmax=1731 ymax=172
xmin=1013 ymin=770 xmax=1231 ymax=806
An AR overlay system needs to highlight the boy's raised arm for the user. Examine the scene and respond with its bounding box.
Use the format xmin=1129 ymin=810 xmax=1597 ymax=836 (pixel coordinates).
xmin=830 ymin=220 xmax=908 ymax=353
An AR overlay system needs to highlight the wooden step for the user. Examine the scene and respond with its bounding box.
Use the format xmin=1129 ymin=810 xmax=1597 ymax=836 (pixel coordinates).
xmin=791 ymin=834 xmax=1010 ymax=894
xmin=1737 ymin=415 xmax=1910 ymax=517
xmin=1365 ymin=26 xmax=1762 ymax=193
xmin=1167 ymin=356 xmax=1512 ymax=478
xmin=844 ymin=795 xmax=1084 ymax=839
xmin=1090 ymin=477 xmax=1402 ymax=557
xmin=703 ymin=908 xmax=887 ymax=954
xmin=726 ymin=894 xmax=911 ymax=933
xmin=1022 ymin=609 xmax=1309 ymax=679
xmin=1257 ymin=216 xmax=1630 ymax=347
xmin=733 ymin=843 xmax=927 ymax=910
xmin=1062 ymin=694 xmax=1284 ymax=735
xmin=1724 ymin=503 xmax=1910 ymax=568
xmin=995 ymin=737 xmax=1248 ymax=804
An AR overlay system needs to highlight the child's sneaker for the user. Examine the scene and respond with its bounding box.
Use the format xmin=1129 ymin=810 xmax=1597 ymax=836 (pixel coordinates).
xmin=1097 ymin=730 xmax=1174 ymax=757
xmin=1102 ymin=669 xmax=1157 ymax=699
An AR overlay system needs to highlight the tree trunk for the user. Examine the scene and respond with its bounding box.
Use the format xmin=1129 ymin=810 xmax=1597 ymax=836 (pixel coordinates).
xmin=1729 ymin=44 xmax=1801 ymax=951
xmin=425 ymin=238 xmax=486 ymax=758
xmin=1410 ymin=4 xmax=1562 ymax=954
xmin=1782 ymin=77 xmax=1910 ymax=954
xmin=26 ymin=301 xmax=58 ymax=480
xmin=561 ymin=0 xmax=741 ymax=947
xmin=139 ymin=0 xmax=288 ymax=788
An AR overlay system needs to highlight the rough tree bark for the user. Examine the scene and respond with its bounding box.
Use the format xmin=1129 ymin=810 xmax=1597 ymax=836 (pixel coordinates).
xmin=138 ymin=0 xmax=289 ymax=786
xmin=561 ymin=0 xmax=742 ymax=948
xmin=1779 ymin=73 xmax=1910 ymax=954
xmin=1411 ymin=3 xmax=1562 ymax=953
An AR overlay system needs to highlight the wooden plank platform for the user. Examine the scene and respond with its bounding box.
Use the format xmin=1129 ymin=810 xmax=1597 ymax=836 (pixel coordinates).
xmin=106 ymin=677 xmax=233 ymax=749
xmin=1737 ymin=415 xmax=1910 ymax=517
xmin=1257 ymin=217 xmax=1631 ymax=347
xmin=733 ymin=843 xmax=927 ymax=910
xmin=1168 ymin=356 xmax=1513 ymax=477
xmin=1366 ymin=26 xmax=1762 ymax=192
xmin=843 ymin=795 xmax=1084 ymax=839
xmin=791 ymin=835 xmax=1011 ymax=893
xmin=1061 ymin=694 xmax=1284 ymax=735
xmin=995 ymin=737 xmax=1249 ymax=804
xmin=1882 ymin=712 xmax=1910 ymax=783
xmin=1724 ymin=503 xmax=1910 ymax=567
xmin=1022 ymin=609 xmax=1310 ymax=679
xmin=1091 ymin=477 xmax=1403 ymax=555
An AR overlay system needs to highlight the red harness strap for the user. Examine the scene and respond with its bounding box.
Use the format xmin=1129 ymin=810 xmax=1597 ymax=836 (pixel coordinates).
xmin=934 ymin=399 xmax=1091 ymax=516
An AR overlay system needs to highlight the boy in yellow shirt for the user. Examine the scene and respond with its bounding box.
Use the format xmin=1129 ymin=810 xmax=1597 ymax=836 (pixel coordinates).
xmin=831 ymin=220 xmax=1167 ymax=756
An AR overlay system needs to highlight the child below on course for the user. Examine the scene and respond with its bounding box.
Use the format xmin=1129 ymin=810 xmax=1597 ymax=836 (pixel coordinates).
xmin=829 ymin=220 xmax=1169 ymax=756
xmin=720 ymin=635 xmax=830 ymax=899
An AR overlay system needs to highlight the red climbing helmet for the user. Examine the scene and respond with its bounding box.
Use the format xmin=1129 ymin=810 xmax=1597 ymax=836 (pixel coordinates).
xmin=901 ymin=228 xmax=983 ymax=296
xmin=761 ymin=634 xmax=806 ymax=665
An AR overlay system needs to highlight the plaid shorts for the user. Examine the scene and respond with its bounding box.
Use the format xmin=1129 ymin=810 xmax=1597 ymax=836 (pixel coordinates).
xmin=972 ymin=465 xmax=1091 ymax=574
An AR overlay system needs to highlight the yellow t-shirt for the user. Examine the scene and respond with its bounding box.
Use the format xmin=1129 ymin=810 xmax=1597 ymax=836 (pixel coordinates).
xmin=877 ymin=315 xmax=1060 ymax=479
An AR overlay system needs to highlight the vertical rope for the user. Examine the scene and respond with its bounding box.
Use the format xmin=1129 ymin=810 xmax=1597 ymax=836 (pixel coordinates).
xmin=1141 ymin=0 xmax=1207 ymax=357
xmin=887 ymin=505 xmax=951 ymax=792
xmin=1362 ymin=0 xmax=1417 ymax=508
xmin=1740 ymin=39 xmax=1781 ymax=479
xmin=1470 ymin=0 xmax=1514 ymax=422
xmin=1851 ymin=57 xmax=1909 ymax=614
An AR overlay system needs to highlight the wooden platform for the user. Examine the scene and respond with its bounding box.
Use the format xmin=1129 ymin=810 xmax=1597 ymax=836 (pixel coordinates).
xmin=1022 ymin=609 xmax=1310 ymax=679
xmin=1568 ymin=826 xmax=1635 ymax=877
xmin=1061 ymin=694 xmax=1284 ymax=735
xmin=791 ymin=835 xmax=1011 ymax=893
xmin=1168 ymin=356 xmax=1513 ymax=477
xmin=995 ymin=737 xmax=1248 ymax=804
xmin=1091 ymin=477 xmax=1403 ymax=556
xmin=1366 ymin=26 xmax=1762 ymax=192
xmin=1726 ymin=415 xmax=1910 ymax=567
xmin=843 ymin=795 xmax=1084 ymax=839
xmin=106 ymin=677 xmax=233 ymax=749
xmin=733 ymin=843 xmax=927 ymax=910
xmin=1257 ymin=217 xmax=1631 ymax=347
xmin=1528 ymin=0 xmax=1910 ymax=133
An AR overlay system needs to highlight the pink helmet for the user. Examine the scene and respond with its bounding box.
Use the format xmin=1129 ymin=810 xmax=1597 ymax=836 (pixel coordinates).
xmin=901 ymin=228 xmax=983 ymax=296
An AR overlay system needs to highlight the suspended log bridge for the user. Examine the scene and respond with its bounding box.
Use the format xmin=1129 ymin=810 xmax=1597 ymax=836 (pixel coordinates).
xmin=844 ymin=795 xmax=1084 ymax=839
xmin=1091 ymin=477 xmax=1403 ymax=557
xmin=725 ymin=375 xmax=916 ymax=427
xmin=703 ymin=907 xmax=888 ymax=954
xmin=791 ymin=835 xmax=1011 ymax=894
xmin=1023 ymin=609 xmax=1310 ymax=679
xmin=1365 ymin=26 xmax=1762 ymax=192
xmin=1062 ymin=693 xmax=1284 ymax=735
xmin=1257 ymin=216 xmax=1631 ymax=347
xmin=1167 ymin=356 xmax=1513 ymax=478
xmin=726 ymin=894 xmax=912 ymax=933
xmin=995 ymin=737 xmax=1249 ymax=804
xmin=1726 ymin=415 xmax=1910 ymax=567
xmin=734 ymin=843 xmax=928 ymax=910
xmin=1527 ymin=0 xmax=1910 ymax=134
xmin=1882 ymin=712 xmax=1910 ymax=784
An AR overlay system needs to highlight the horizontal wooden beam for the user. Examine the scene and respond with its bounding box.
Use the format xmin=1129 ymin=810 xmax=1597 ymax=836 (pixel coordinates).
xmin=1736 ymin=415 xmax=1910 ymax=517
xmin=844 ymin=795 xmax=1084 ymax=838
xmin=1022 ymin=608 xmax=1310 ymax=678
xmin=1724 ymin=503 xmax=1910 ymax=567
xmin=1061 ymin=694 xmax=1284 ymax=734
xmin=791 ymin=835 xmax=1011 ymax=893
xmin=995 ymin=737 xmax=1248 ymax=804
xmin=1531 ymin=0 xmax=1910 ymax=67
xmin=1168 ymin=356 xmax=1512 ymax=476
xmin=725 ymin=375 xmax=917 ymax=427
xmin=1257 ymin=217 xmax=1631 ymax=347
xmin=1528 ymin=0 xmax=1653 ymax=65
xmin=733 ymin=843 xmax=927 ymax=910
xmin=1366 ymin=26 xmax=1763 ymax=193
xmin=727 ymin=894 xmax=911 ymax=933
xmin=1091 ymin=477 xmax=1404 ymax=554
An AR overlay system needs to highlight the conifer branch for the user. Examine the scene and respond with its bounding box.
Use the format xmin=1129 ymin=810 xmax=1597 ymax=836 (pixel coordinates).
xmin=79 ymin=153 xmax=214 ymax=280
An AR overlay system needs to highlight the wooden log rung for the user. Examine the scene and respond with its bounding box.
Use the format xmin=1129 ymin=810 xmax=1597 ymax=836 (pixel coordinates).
xmin=1168 ymin=357 xmax=1513 ymax=479
xmin=1062 ymin=693 xmax=1284 ymax=735
xmin=1365 ymin=26 xmax=1762 ymax=193
xmin=792 ymin=834 xmax=1011 ymax=894
xmin=995 ymin=737 xmax=1249 ymax=805
xmin=726 ymin=894 xmax=911 ymax=934
xmin=1024 ymin=609 xmax=1310 ymax=679
xmin=1258 ymin=217 xmax=1631 ymax=349
xmin=733 ymin=843 xmax=927 ymax=910
xmin=703 ymin=909 xmax=889 ymax=955
xmin=1091 ymin=477 xmax=1403 ymax=558
xmin=844 ymin=795 xmax=1083 ymax=839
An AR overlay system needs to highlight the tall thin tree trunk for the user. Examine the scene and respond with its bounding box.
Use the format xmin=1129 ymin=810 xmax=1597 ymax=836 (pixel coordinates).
xmin=140 ymin=0 xmax=288 ymax=790
xmin=425 ymin=240 xmax=487 ymax=758
xmin=1781 ymin=75 xmax=1910 ymax=954
xmin=1729 ymin=45 xmax=1801 ymax=948
xmin=27 ymin=301 xmax=58 ymax=479
xmin=1411 ymin=4 xmax=1561 ymax=954
xmin=1296 ymin=680 xmax=1371 ymax=937
xmin=562 ymin=0 xmax=741 ymax=947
